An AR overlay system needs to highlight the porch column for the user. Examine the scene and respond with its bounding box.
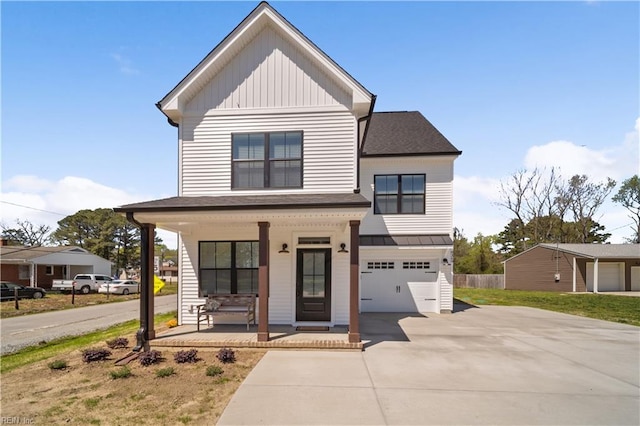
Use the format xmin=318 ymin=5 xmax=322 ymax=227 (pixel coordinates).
xmin=348 ymin=220 xmax=360 ymax=343
xmin=572 ymin=257 xmax=577 ymax=292
xmin=135 ymin=223 xmax=156 ymax=351
xmin=258 ymin=222 xmax=270 ymax=342
xmin=593 ymin=257 xmax=599 ymax=293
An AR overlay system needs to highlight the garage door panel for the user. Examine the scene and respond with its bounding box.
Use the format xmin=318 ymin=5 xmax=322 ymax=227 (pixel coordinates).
xmin=586 ymin=263 xmax=622 ymax=292
xmin=361 ymin=260 xmax=440 ymax=313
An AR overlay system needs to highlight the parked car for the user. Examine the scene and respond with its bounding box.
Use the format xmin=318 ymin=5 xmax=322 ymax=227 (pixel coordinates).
xmin=98 ymin=280 xmax=140 ymax=295
xmin=52 ymin=274 xmax=113 ymax=294
xmin=0 ymin=281 xmax=46 ymax=301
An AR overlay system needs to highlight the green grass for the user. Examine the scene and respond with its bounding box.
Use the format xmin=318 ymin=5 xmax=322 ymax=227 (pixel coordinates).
xmin=454 ymin=288 xmax=640 ymax=326
xmin=0 ymin=311 xmax=176 ymax=374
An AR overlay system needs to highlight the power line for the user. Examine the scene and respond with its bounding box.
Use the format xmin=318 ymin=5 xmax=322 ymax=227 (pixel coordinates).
xmin=0 ymin=200 xmax=67 ymax=217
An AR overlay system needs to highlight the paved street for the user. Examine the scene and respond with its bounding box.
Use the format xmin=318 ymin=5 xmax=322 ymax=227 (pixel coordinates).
xmin=219 ymin=306 xmax=640 ymax=425
xmin=0 ymin=295 xmax=177 ymax=355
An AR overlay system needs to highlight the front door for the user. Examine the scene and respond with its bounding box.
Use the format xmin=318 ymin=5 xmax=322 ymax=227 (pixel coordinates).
xmin=296 ymin=248 xmax=331 ymax=321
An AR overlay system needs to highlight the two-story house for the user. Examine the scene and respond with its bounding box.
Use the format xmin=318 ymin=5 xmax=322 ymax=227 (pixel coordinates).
xmin=115 ymin=2 xmax=461 ymax=345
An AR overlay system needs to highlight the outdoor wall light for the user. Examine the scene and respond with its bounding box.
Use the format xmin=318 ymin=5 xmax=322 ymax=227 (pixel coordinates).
xmin=338 ymin=243 xmax=349 ymax=253
xmin=279 ymin=243 xmax=290 ymax=254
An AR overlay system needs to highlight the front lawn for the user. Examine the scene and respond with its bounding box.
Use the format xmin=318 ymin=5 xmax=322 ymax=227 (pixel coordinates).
xmin=454 ymin=288 xmax=640 ymax=327
xmin=0 ymin=281 xmax=177 ymax=319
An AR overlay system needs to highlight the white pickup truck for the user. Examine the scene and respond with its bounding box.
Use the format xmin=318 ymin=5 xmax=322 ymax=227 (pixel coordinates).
xmin=51 ymin=274 xmax=113 ymax=294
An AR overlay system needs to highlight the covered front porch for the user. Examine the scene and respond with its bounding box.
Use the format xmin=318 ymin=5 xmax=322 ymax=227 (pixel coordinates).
xmin=150 ymin=323 xmax=362 ymax=350
xmin=114 ymin=193 xmax=371 ymax=351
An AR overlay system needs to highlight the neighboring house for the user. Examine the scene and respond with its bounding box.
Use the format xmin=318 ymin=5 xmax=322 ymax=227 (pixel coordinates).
xmin=115 ymin=2 xmax=461 ymax=343
xmin=504 ymin=243 xmax=640 ymax=292
xmin=0 ymin=245 xmax=113 ymax=289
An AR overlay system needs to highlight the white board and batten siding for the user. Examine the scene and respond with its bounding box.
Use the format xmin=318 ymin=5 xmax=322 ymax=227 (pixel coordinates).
xmin=184 ymin=26 xmax=352 ymax=114
xmin=359 ymin=156 xmax=455 ymax=235
xmin=181 ymin=111 xmax=356 ymax=196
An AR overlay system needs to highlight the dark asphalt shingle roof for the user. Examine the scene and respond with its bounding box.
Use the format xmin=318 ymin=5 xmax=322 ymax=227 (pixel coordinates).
xmin=362 ymin=111 xmax=461 ymax=157
xmin=115 ymin=193 xmax=371 ymax=213
xmin=360 ymin=234 xmax=453 ymax=246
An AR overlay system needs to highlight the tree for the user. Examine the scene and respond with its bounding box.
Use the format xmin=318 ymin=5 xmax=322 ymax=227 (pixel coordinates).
xmin=0 ymin=219 xmax=51 ymax=246
xmin=454 ymin=229 xmax=503 ymax=274
xmin=51 ymin=208 xmax=140 ymax=269
xmin=557 ymin=175 xmax=616 ymax=243
xmin=612 ymin=175 xmax=640 ymax=243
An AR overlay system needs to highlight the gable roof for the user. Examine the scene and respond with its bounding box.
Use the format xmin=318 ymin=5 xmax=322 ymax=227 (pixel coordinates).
xmin=0 ymin=246 xmax=90 ymax=262
xmin=506 ymin=243 xmax=640 ymax=262
xmin=157 ymin=1 xmax=373 ymax=123
xmin=361 ymin=111 xmax=461 ymax=157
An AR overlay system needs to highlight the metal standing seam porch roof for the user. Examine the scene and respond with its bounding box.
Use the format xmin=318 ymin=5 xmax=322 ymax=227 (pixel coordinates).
xmin=360 ymin=234 xmax=453 ymax=246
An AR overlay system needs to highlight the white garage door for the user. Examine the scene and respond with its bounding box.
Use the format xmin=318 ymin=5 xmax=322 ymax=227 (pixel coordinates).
xmin=586 ymin=262 xmax=622 ymax=292
xmin=360 ymin=260 xmax=439 ymax=313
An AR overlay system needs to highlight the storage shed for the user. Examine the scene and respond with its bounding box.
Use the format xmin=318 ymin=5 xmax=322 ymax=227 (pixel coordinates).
xmin=504 ymin=244 xmax=640 ymax=292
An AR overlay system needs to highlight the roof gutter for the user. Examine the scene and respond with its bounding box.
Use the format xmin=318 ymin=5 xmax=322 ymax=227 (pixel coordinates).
xmin=355 ymin=94 xmax=377 ymax=193
xmin=155 ymin=102 xmax=179 ymax=128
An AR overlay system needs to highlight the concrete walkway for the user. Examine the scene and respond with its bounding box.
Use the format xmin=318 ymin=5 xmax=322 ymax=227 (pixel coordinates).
xmin=0 ymin=295 xmax=177 ymax=354
xmin=219 ymin=306 xmax=640 ymax=425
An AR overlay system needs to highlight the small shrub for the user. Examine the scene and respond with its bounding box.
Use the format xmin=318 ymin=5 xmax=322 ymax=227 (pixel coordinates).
xmin=216 ymin=348 xmax=235 ymax=364
xmin=48 ymin=359 xmax=68 ymax=370
xmin=84 ymin=397 xmax=101 ymax=409
xmin=82 ymin=348 xmax=112 ymax=363
xmin=206 ymin=365 xmax=223 ymax=377
xmin=106 ymin=337 xmax=129 ymax=349
xmin=109 ymin=366 xmax=132 ymax=380
xmin=139 ymin=350 xmax=163 ymax=367
xmin=174 ymin=349 xmax=199 ymax=364
xmin=166 ymin=318 xmax=178 ymax=328
xmin=156 ymin=367 xmax=175 ymax=378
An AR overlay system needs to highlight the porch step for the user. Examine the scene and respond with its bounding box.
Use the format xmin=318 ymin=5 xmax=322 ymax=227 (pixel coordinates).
xmin=295 ymin=326 xmax=330 ymax=332
xmin=150 ymin=338 xmax=363 ymax=351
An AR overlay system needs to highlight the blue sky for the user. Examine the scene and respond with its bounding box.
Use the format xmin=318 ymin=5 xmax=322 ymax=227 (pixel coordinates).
xmin=2 ymin=1 xmax=639 ymax=248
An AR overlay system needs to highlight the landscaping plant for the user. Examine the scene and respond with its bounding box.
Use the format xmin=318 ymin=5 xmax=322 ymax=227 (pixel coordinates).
xmin=82 ymin=348 xmax=112 ymax=363
xmin=216 ymin=348 xmax=236 ymax=364
xmin=138 ymin=350 xmax=163 ymax=366
xmin=106 ymin=337 xmax=129 ymax=349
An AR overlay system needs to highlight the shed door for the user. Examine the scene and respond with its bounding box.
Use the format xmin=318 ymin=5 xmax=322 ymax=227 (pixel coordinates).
xmin=586 ymin=262 xmax=622 ymax=292
xmin=630 ymin=267 xmax=640 ymax=291
xmin=360 ymin=260 xmax=439 ymax=313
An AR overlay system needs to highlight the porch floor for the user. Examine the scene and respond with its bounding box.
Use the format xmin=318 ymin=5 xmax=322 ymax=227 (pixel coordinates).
xmin=151 ymin=324 xmax=363 ymax=351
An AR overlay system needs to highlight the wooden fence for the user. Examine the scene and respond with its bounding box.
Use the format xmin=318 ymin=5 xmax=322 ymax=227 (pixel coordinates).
xmin=453 ymin=274 xmax=504 ymax=289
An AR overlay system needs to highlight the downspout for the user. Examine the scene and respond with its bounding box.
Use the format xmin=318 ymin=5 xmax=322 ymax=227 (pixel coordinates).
xmin=126 ymin=212 xmax=151 ymax=352
xmin=355 ymin=94 xmax=377 ymax=193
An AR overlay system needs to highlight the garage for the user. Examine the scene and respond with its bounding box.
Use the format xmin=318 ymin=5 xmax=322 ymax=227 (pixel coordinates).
xmin=586 ymin=262 xmax=623 ymax=292
xmin=360 ymin=259 xmax=440 ymax=313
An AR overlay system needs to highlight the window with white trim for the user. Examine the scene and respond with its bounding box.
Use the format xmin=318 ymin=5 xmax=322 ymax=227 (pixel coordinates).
xmin=45 ymin=265 xmax=54 ymax=275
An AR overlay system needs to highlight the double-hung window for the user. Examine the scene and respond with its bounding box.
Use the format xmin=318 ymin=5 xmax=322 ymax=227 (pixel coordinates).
xmin=374 ymin=174 xmax=425 ymax=214
xmin=232 ymin=131 xmax=302 ymax=189
xmin=199 ymin=241 xmax=259 ymax=297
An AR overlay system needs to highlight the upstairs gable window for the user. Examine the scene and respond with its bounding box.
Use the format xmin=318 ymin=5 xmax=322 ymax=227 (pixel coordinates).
xmin=232 ymin=131 xmax=302 ymax=189
xmin=374 ymin=174 xmax=425 ymax=214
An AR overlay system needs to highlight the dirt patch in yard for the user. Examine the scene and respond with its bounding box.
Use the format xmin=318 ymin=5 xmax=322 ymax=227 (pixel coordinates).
xmin=1 ymin=341 xmax=265 ymax=425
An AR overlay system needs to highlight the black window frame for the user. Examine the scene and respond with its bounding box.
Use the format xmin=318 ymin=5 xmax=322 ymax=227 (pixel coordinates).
xmin=231 ymin=131 xmax=303 ymax=190
xmin=198 ymin=241 xmax=259 ymax=297
xmin=373 ymin=174 xmax=426 ymax=214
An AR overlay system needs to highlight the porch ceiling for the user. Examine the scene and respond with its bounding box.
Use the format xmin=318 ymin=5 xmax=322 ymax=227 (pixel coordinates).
xmin=114 ymin=193 xmax=371 ymax=234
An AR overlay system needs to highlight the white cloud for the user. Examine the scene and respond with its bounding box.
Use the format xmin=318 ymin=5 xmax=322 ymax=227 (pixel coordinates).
xmin=110 ymin=53 xmax=140 ymax=75
xmin=0 ymin=175 xmax=177 ymax=248
xmin=454 ymin=117 xmax=639 ymax=243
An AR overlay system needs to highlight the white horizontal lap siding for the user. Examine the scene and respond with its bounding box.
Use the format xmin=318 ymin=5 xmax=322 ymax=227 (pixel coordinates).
xmin=267 ymin=228 xmax=294 ymax=324
xmin=180 ymin=238 xmax=200 ymax=325
xmin=185 ymin=26 xmax=351 ymax=113
xmin=360 ymin=157 xmax=454 ymax=235
xmin=439 ymin=271 xmax=453 ymax=312
xmin=181 ymin=112 xmax=356 ymax=195
xmin=333 ymin=251 xmax=350 ymax=325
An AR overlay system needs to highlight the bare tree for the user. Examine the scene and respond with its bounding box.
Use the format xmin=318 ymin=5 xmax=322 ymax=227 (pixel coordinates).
xmin=560 ymin=175 xmax=616 ymax=243
xmin=0 ymin=219 xmax=51 ymax=246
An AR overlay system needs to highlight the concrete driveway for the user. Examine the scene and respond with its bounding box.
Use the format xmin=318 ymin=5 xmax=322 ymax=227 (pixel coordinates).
xmin=219 ymin=305 xmax=639 ymax=425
